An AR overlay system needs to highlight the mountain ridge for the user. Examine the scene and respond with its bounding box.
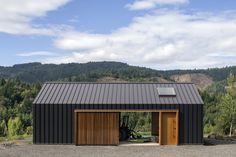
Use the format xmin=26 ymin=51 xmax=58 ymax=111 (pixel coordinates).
xmin=0 ymin=62 xmax=235 ymax=90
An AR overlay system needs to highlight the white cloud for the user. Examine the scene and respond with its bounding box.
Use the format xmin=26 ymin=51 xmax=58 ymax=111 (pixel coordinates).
xmin=55 ymin=33 xmax=108 ymax=49
xmin=125 ymin=0 xmax=188 ymax=10
xmin=17 ymin=51 xmax=57 ymax=57
xmin=47 ymin=10 xmax=236 ymax=69
xmin=0 ymin=0 xmax=71 ymax=35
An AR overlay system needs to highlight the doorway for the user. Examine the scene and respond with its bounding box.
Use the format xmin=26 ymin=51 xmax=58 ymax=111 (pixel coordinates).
xmin=74 ymin=110 xmax=178 ymax=145
xmin=159 ymin=111 xmax=178 ymax=145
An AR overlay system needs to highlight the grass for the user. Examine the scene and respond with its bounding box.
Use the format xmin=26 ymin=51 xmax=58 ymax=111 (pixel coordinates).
xmin=0 ymin=134 xmax=32 ymax=144
xmin=137 ymin=131 xmax=151 ymax=137
xmin=128 ymin=138 xmax=147 ymax=143
xmin=0 ymin=136 xmax=6 ymax=143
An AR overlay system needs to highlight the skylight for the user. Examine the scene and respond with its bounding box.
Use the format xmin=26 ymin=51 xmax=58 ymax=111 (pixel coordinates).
xmin=157 ymin=87 xmax=176 ymax=96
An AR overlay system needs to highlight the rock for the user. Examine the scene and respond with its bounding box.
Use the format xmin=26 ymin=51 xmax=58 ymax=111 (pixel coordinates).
xmin=208 ymin=133 xmax=217 ymax=139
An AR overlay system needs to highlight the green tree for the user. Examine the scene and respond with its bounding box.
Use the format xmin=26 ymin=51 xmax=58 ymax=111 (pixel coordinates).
xmin=216 ymin=74 xmax=236 ymax=136
xmin=217 ymin=94 xmax=236 ymax=136
xmin=226 ymin=73 xmax=236 ymax=97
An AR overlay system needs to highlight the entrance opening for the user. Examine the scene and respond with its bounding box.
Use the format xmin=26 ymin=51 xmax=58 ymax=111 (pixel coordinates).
xmin=119 ymin=112 xmax=159 ymax=145
xmin=74 ymin=110 xmax=178 ymax=146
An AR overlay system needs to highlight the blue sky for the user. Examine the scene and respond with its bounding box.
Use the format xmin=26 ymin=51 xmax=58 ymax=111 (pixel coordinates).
xmin=1 ymin=0 xmax=236 ymax=69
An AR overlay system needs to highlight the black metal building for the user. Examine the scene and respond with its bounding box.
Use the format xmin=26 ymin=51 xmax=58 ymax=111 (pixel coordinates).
xmin=33 ymin=82 xmax=204 ymax=145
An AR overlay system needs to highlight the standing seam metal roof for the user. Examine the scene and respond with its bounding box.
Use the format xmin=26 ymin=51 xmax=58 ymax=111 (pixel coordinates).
xmin=33 ymin=82 xmax=204 ymax=105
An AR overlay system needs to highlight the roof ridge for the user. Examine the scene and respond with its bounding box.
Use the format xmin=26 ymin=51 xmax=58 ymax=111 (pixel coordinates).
xmin=44 ymin=82 xmax=195 ymax=84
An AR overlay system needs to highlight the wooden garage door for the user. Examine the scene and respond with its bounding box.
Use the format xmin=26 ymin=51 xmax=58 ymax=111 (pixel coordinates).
xmin=160 ymin=112 xmax=178 ymax=145
xmin=74 ymin=112 xmax=119 ymax=145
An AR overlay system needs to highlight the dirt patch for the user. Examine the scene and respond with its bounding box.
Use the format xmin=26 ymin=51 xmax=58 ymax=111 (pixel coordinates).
xmin=97 ymin=77 xmax=128 ymax=83
xmin=171 ymin=73 xmax=214 ymax=90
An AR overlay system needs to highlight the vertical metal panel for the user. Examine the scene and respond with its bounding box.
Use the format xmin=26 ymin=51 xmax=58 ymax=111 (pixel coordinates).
xmin=40 ymin=104 xmax=45 ymax=143
xmin=63 ymin=103 xmax=67 ymax=143
xmin=68 ymin=104 xmax=72 ymax=143
xmin=71 ymin=104 xmax=76 ymax=143
xmin=200 ymin=104 xmax=203 ymax=143
xmin=178 ymin=104 xmax=184 ymax=144
xmin=44 ymin=104 xmax=49 ymax=143
xmin=36 ymin=103 xmax=41 ymax=143
xmin=34 ymin=104 xmax=75 ymax=144
xmin=188 ymin=104 xmax=193 ymax=143
xmin=184 ymin=104 xmax=188 ymax=143
xmin=49 ymin=104 xmax=54 ymax=143
xmin=54 ymin=104 xmax=58 ymax=143
xmin=193 ymin=104 xmax=197 ymax=143
xmin=58 ymin=104 xmax=62 ymax=143
xmin=197 ymin=104 xmax=201 ymax=143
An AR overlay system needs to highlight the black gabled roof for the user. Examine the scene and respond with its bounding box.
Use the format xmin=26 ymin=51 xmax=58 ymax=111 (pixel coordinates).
xmin=33 ymin=82 xmax=204 ymax=105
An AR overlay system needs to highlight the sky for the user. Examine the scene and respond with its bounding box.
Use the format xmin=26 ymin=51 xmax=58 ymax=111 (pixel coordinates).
xmin=0 ymin=0 xmax=236 ymax=70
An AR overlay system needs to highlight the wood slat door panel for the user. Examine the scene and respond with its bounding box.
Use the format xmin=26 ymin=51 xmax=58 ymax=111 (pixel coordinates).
xmin=75 ymin=112 xmax=119 ymax=145
xmin=160 ymin=112 xmax=178 ymax=145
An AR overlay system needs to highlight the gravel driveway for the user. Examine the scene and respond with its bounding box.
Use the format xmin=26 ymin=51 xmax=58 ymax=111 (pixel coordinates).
xmin=0 ymin=144 xmax=236 ymax=157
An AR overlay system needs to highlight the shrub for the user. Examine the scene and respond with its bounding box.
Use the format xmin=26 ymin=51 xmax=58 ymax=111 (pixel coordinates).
xmin=7 ymin=117 xmax=22 ymax=137
xmin=26 ymin=126 xmax=33 ymax=135
xmin=0 ymin=120 xmax=7 ymax=136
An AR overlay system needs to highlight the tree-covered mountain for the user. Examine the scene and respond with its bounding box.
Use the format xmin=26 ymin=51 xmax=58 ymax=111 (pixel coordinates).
xmin=0 ymin=62 xmax=163 ymax=83
xmin=0 ymin=61 xmax=235 ymax=85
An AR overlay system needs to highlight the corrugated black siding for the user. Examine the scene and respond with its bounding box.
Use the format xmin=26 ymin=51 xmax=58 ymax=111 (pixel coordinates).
xmin=33 ymin=103 xmax=203 ymax=144
xmin=33 ymin=104 xmax=76 ymax=144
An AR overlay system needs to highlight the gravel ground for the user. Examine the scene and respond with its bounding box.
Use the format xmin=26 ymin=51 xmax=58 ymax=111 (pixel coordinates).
xmin=0 ymin=143 xmax=236 ymax=157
